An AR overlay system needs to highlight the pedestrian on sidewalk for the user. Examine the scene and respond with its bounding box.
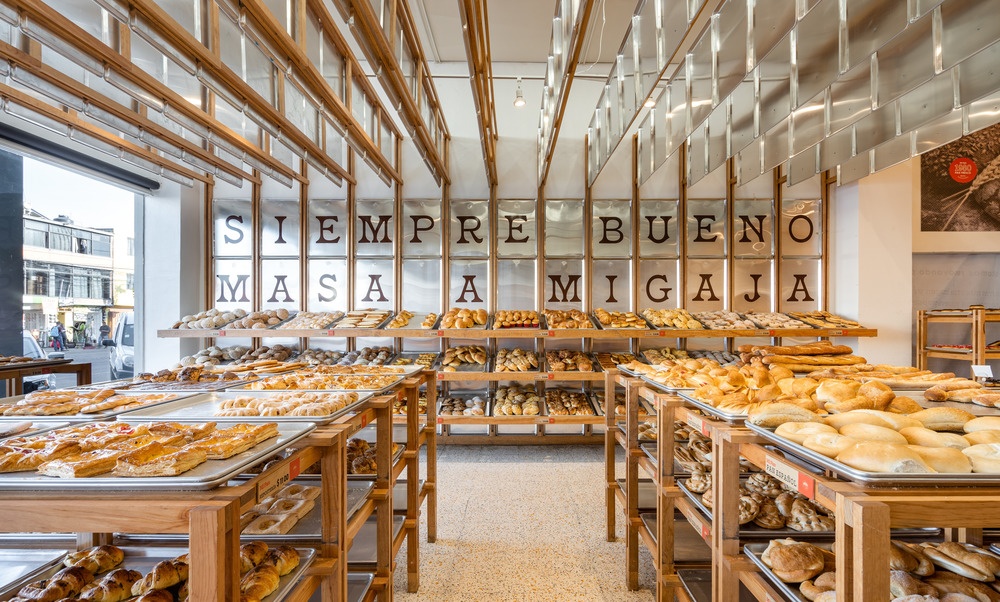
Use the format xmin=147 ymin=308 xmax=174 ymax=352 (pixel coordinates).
xmin=49 ymin=323 xmax=62 ymax=351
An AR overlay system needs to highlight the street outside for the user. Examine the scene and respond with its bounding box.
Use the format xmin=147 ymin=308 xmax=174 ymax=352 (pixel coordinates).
xmin=52 ymin=346 xmax=113 ymax=387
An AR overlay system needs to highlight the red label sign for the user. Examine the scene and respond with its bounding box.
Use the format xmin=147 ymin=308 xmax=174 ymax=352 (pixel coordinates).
xmin=436 ymin=373 xmax=444 ymax=380
xmin=950 ymin=157 xmax=977 ymax=184
xmin=437 ymin=330 xmax=444 ymax=337
xmin=547 ymin=330 xmax=555 ymax=337
xmin=436 ymin=417 xmax=443 ymax=424
xmin=701 ymin=523 xmax=710 ymax=541
xmin=797 ymin=472 xmax=815 ymax=498
xmin=289 ymin=458 xmax=301 ymax=480
xmin=327 ymin=329 xmax=335 ymax=336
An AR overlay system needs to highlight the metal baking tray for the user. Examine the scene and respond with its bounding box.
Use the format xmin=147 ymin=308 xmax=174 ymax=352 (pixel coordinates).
xmin=334 ymin=312 xmax=395 ymax=329
xmin=437 ymin=394 xmax=490 ymax=419
xmin=743 ymin=542 xmax=831 ymax=602
xmin=232 ymin=374 xmax=405 ymax=394
xmin=0 ymin=421 xmax=70 ymax=439
xmin=900 ymin=391 xmax=1000 ymax=416
xmin=119 ymin=391 xmax=370 ymax=424
xmin=641 ymin=516 xmax=715 ymax=564
xmin=0 ymin=391 xmax=194 ymax=422
xmin=491 ymin=312 xmax=545 ymax=330
xmin=677 ymin=392 xmax=748 ymax=424
xmin=613 ymin=363 xmax=651 ymax=379
xmin=542 ymin=351 xmax=601 ymax=373
xmin=639 ymin=442 xmax=693 ymax=476
xmin=384 ymin=312 xmax=440 ymax=330
xmin=391 ymin=352 xmax=439 ymax=368
xmin=615 ymin=478 xmax=657 ymax=511
xmin=542 ymin=388 xmax=599 ymax=417
xmin=0 ymin=546 xmax=315 ymax=602
xmin=347 ymin=573 xmax=374 ymax=602
xmin=615 ymin=422 xmax=659 ymax=444
xmin=435 ymin=354 xmax=490 ymax=372
xmin=0 ymin=549 xmax=67 ymax=598
xmin=309 ymin=364 xmax=424 ymax=377
xmin=347 ymin=515 xmax=405 ymax=568
xmin=347 ymin=445 xmax=405 ymax=480
xmin=271 ymin=311 xmax=345 ymax=330
xmin=0 ymin=421 xmax=316 ymax=491
xmin=119 ymin=379 xmax=250 ymax=392
xmin=244 ymin=480 xmax=373 ymax=542
xmin=743 ymin=312 xmax=811 ymax=330
xmin=392 ymin=479 xmax=425 ymax=513
xmin=592 ymin=312 xmax=653 ymax=330
xmin=640 ymin=375 xmax=696 ymax=395
xmin=747 ymin=422 xmax=1000 ymax=486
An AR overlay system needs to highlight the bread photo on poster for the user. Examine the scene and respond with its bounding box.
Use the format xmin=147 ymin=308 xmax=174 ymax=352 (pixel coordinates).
xmin=921 ymin=122 xmax=1000 ymax=231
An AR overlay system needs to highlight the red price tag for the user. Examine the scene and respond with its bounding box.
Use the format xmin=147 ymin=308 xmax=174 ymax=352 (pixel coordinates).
xmin=41 ymin=368 xmax=52 ymax=374
xmin=327 ymin=329 xmax=335 ymax=336
xmin=769 ymin=329 xmax=776 ymax=336
xmin=797 ymin=472 xmax=815 ymax=499
xmin=361 ymin=414 xmax=369 ymax=427
xmin=547 ymin=373 xmax=555 ymax=380
xmin=701 ymin=523 xmax=710 ymax=541
xmin=436 ymin=373 xmax=444 ymax=380
xmin=436 ymin=417 xmax=443 ymax=424
xmin=436 ymin=330 xmax=444 ymax=337
xmin=547 ymin=330 xmax=555 ymax=337
xmin=289 ymin=458 xmax=301 ymax=480
xmin=548 ymin=417 xmax=555 ymax=424
xmin=701 ymin=423 xmax=711 ymax=438
xmin=659 ymin=330 xmax=667 ymax=337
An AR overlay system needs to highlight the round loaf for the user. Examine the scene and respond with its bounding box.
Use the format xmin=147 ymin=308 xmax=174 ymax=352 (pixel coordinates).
xmin=814 ymin=380 xmax=861 ymax=404
xmin=824 ymin=412 xmax=894 ymax=430
xmin=851 ymin=410 xmax=921 ymax=431
xmin=962 ymin=443 xmax=1000 ymax=473
xmin=775 ymin=422 xmax=837 ymax=444
xmin=963 ymin=417 xmax=1000 ymax=433
xmin=802 ymin=433 xmax=860 ymax=458
xmin=899 ymin=427 xmax=971 ymax=449
xmin=836 ymin=441 xmax=935 ymax=473
xmin=907 ymin=445 xmax=972 ymax=473
xmin=964 ymin=430 xmax=1000 ymax=445
xmin=909 ymin=407 xmax=976 ymax=431
xmin=838 ymin=423 xmax=908 ymax=445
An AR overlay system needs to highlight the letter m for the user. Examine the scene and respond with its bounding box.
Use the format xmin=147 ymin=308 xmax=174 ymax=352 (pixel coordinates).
xmin=358 ymin=215 xmax=392 ymax=243
xmin=216 ymin=274 xmax=250 ymax=303
xmin=547 ymin=275 xmax=582 ymax=303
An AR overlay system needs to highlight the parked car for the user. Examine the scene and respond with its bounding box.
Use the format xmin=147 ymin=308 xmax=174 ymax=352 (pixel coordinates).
xmin=22 ymin=329 xmax=63 ymax=393
xmin=105 ymin=312 xmax=134 ymax=379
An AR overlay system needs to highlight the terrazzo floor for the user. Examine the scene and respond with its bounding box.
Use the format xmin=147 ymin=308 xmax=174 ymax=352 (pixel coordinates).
xmin=391 ymin=445 xmax=657 ymax=601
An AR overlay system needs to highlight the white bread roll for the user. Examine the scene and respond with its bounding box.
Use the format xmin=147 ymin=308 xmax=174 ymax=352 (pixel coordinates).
xmin=747 ymin=403 xmax=823 ymax=428
xmin=838 ymin=423 xmax=908 ymax=445
xmin=899 ymin=426 xmax=970 ymax=449
xmin=836 ymin=442 xmax=935 ymax=473
xmin=907 ymin=445 xmax=972 ymax=473
xmin=962 ymin=443 xmax=1000 ymax=473
xmin=909 ymin=407 xmax=975 ymax=431
xmin=850 ymin=410 xmax=921 ymax=431
xmin=824 ymin=412 xmax=894 ymax=430
xmin=815 ymin=379 xmax=861 ymax=404
xmin=775 ymin=421 xmax=837 ymax=444
xmin=963 ymin=417 xmax=1000 ymax=433
xmin=964 ymin=430 xmax=1000 ymax=445
xmin=802 ymin=433 xmax=859 ymax=458
xmin=887 ymin=396 xmax=924 ymax=414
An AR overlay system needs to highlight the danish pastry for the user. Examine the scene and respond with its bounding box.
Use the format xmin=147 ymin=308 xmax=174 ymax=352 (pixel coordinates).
xmin=242 ymin=513 xmax=297 ymax=535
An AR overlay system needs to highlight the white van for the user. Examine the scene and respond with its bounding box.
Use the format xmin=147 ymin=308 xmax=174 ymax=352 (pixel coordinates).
xmin=105 ymin=312 xmax=134 ymax=379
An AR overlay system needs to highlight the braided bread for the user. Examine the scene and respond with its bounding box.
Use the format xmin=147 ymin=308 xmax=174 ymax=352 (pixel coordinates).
xmin=261 ymin=545 xmax=300 ymax=576
xmin=65 ymin=545 xmax=125 ymax=574
xmin=135 ymin=590 xmax=174 ymax=602
xmin=78 ymin=568 xmax=141 ymax=601
xmin=240 ymin=564 xmax=280 ymax=599
xmin=131 ymin=559 xmax=188 ymax=596
xmin=16 ymin=565 xmax=93 ymax=601
xmin=239 ymin=541 xmax=269 ymax=574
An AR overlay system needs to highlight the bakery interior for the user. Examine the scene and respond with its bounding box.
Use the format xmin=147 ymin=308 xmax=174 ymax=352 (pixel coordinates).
xmin=0 ymin=0 xmax=998 ymax=601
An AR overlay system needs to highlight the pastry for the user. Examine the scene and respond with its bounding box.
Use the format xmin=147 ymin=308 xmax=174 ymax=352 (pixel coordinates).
xmin=837 ymin=423 xmax=908 ymax=445
xmin=909 ymin=445 xmax=973 ymax=473
xmin=786 ymin=499 xmax=835 ymax=532
xmin=240 ymin=564 xmax=280 ymax=599
xmin=278 ymin=484 xmax=321 ymax=501
xmin=113 ymin=442 xmax=208 ymax=477
xmin=775 ymin=422 xmax=837 ymax=444
xmin=753 ymin=498 xmax=786 ymax=529
xmin=738 ymin=494 xmax=760 ymax=525
xmin=745 ymin=473 xmax=785 ymax=498
xmin=16 ymin=565 xmax=94 ymax=601
xmin=266 ymin=498 xmax=314 ymax=520
xmin=890 ymin=570 xmax=940 ymax=598
xmin=836 ymin=441 xmax=935 ymax=473
xmin=261 ymin=545 xmax=300 ymax=576
xmin=243 ymin=513 xmax=297 ymax=535
xmin=900 ymin=427 xmax=971 ymax=449
xmin=239 ymin=541 xmax=269 ymax=574
xmin=132 ymin=559 xmax=188 ymax=595
xmin=963 ymin=444 xmax=1000 ymax=473
xmin=802 ymin=433 xmax=859 ymax=458
xmin=79 ymin=568 xmax=142 ymax=601
xmin=38 ymin=449 xmax=121 ymax=478
xmin=685 ymin=469 xmax=711 ymax=494
xmin=65 ymin=545 xmax=125 ymax=573
xmin=134 ymin=589 xmax=175 ymax=601
xmin=910 ymin=408 xmax=977 ymax=431
xmin=924 ymin=572 xmax=1000 ymax=600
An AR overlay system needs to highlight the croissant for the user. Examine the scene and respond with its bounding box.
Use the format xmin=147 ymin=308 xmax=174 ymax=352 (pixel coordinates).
xmin=17 ymin=565 xmax=93 ymax=601
xmin=66 ymin=545 xmax=125 ymax=574
xmin=78 ymin=568 xmax=142 ymax=601
xmin=240 ymin=564 xmax=280 ymax=599
xmin=131 ymin=559 xmax=188 ymax=595
xmin=239 ymin=541 xmax=269 ymax=574
xmin=135 ymin=590 xmax=175 ymax=602
xmin=261 ymin=545 xmax=300 ymax=576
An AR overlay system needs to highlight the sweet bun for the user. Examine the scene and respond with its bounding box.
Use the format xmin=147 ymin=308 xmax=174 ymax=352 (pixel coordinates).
xmin=963 ymin=417 xmax=1000 ymax=433
xmin=907 ymin=445 xmax=972 ymax=473
xmin=850 ymin=410 xmax=921 ymax=431
xmin=909 ymin=407 xmax=975 ymax=431
xmin=899 ymin=426 xmax=970 ymax=450
xmin=824 ymin=412 xmax=894 ymax=431
xmin=748 ymin=403 xmax=823 ymax=428
xmin=838 ymin=423 xmax=908 ymax=445
xmin=962 ymin=443 xmax=1000 ymax=473
xmin=964 ymin=430 xmax=1000 ymax=446
xmin=802 ymin=433 xmax=859 ymax=458
xmin=888 ymin=396 xmax=924 ymax=414
xmin=815 ymin=380 xmax=861 ymax=404
xmin=775 ymin=422 xmax=837 ymax=444
xmin=836 ymin=442 xmax=935 ymax=473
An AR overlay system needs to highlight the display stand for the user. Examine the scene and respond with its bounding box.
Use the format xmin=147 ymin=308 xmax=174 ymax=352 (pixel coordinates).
xmin=917 ymin=307 xmax=1000 ymax=375
xmin=0 ymin=358 xmax=91 ymax=395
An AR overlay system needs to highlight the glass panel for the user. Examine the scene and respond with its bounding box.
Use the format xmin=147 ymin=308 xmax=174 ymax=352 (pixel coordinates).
xmin=214 ymin=259 xmax=253 ymax=310
xmin=497 ymin=200 xmax=537 ymax=258
xmin=261 ymin=259 xmax=300 ymax=308
xmin=592 ymin=260 xmax=632 ymax=310
xmin=62 ymin=0 xmax=107 ymax=44
xmin=264 ymin=0 xmax=291 ymax=35
xmin=496 ymin=260 xmax=537 ymax=309
xmin=322 ymin=35 xmax=344 ymax=98
xmin=732 ymin=258 xmax=774 ymax=312
xmin=638 ymin=259 xmax=680 ymax=308
xmin=166 ymin=57 xmax=203 ymax=109
xmin=545 ymin=200 xmax=584 ymax=257
xmin=402 ymin=200 xmax=442 ymax=257
xmin=307 ymin=259 xmax=348 ymax=311
xmin=306 ymin=11 xmax=322 ymax=69
xmin=543 ymin=259 xmax=584 ymax=309
xmin=285 ymin=79 xmax=319 ymax=143
xmin=450 ymin=200 xmax=489 ymax=257
xmin=779 ymin=258 xmax=821 ymax=311
xmin=733 ymin=200 xmax=774 ymax=258
xmin=355 ymin=199 xmax=394 ymax=257
xmin=158 ymin=0 xmax=200 ymax=39
xmin=307 ymin=200 xmax=348 ymax=257
xmin=214 ymin=95 xmax=245 ymax=139
xmin=355 ymin=259 xmax=394 ymax=308
xmin=213 ymin=199 xmax=253 ymax=257
xmin=449 ymin=260 xmax=488 ymax=307
xmin=639 ymin=200 xmax=680 ymax=258
xmin=685 ymin=258 xmax=727 ymax=311
xmin=217 ymin=6 xmax=243 ymax=80
xmin=686 ymin=199 xmax=726 ymax=257
xmin=591 ymin=200 xmax=631 ymax=259
xmin=780 ymin=199 xmax=823 ymax=257
xmin=260 ymin=199 xmax=300 ymax=257
xmin=402 ymin=259 xmax=441 ymax=313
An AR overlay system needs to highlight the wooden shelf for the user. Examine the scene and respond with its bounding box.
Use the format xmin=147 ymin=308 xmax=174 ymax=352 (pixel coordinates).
xmin=917 ymin=308 xmax=1000 ymax=375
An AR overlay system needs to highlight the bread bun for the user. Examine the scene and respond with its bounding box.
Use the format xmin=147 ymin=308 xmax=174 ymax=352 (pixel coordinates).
xmin=837 ymin=441 xmax=935 ymax=473
xmin=964 ymin=430 xmax=1000 ymax=445
xmin=824 ymin=412 xmax=894 ymax=430
xmin=962 ymin=443 xmax=1000 ymax=473
xmin=815 ymin=380 xmax=861 ymax=404
xmin=850 ymin=410 xmax=921 ymax=431
xmin=964 ymin=417 xmax=1000 ymax=433
xmin=777 ymin=377 xmax=820 ymax=398
xmin=769 ymin=365 xmax=795 ymax=382
xmin=838 ymin=423 xmax=908 ymax=445
xmin=887 ymin=396 xmax=924 ymax=414
xmin=775 ymin=422 xmax=837 ymax=444
xmin=802 ymin=433 xmax=859 ymax=458
xmin=909 ymin=407 xmax=975 ymax=431
xmin=747 ymin=403 xmax=823 ymax=428
xmin=858 ymin=381 xmax=896 ymax=409
xmin=908 ymin=445 xmax=973 ymax=473
xmin=899 ymin=426 xmax=971 ymax=449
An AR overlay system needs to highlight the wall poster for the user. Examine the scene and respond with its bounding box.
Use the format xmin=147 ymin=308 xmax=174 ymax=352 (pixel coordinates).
xmin=921 ymin=122 xmax=1000 ymax=232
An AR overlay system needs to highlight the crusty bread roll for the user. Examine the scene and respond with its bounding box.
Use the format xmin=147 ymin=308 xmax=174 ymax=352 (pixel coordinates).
xmin=836 ymin=441 xmax=935 ymax=473
xmin=962 ymin=444 xmax=1000 ymax=473
xmin=909 ymin=407 xmax=976 ymax=431
xmin=802 ymin=433 xmax=859 ymax=458
xmin=814 ymin=380 xmax=861 ymax=404
xmin=775 ymin=421 xmax=837 ymax=444
xmin=888 ymin=396 xmax=924 ymax=414
xmin=858 ymin=380 xmax=895 ymax=409
xmin=899 ymin=426 xmax=971 ymax=449
xmin=748 ymin=403 xmax=823 ymax=428
xmin=824 ymin=412 xmax=894 ymax=430
xmin=824 ymin=396 xmax=887 ymax=413
xmin=964 ymin=417 xmax=1000 ymax=433
xmin=838 ymin=423 xmax=908 ymax=445
xmin=965 ymin=430 xmax=1000 ymax=446
xmin=908 ymin=445 xmax=972 ymax=473
xmin=769 ymin=365 xmax=795 ymax=381
xmin=761 ymin=539 xmax=826 ymax=583
xmin=851 ymin=410 xmax=921 ymax=431
xmin=777 ymin=377 xmax=820 ymax=398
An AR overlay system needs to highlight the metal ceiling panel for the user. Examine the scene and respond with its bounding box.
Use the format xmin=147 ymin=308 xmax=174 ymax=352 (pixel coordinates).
xmin=787 ymin=146 xmax=818 ymax=186
xmin=872 ymin=131 xmax=912 ymax=172
xmin=838 ymin=149 xmax=872 ymax=184
xmin=874 ymin=17 xmax=934 ymax=106
xmin=715 ymin=0 xmax=748 ymax=101
xmin=968 ymin=92 xmax=1000 ymax=133
xmin=854 ymin=102 xmax=897 ymax=153
xmin=730 ymin=78 xmax=756 ymax=154
xmin=958 ymin=40 xmax=1000 ymax=105
xmin=762 ymin=118 xmax=789 ymax=173
xmin=707 ymin=97 xmax=729 ymax=173
xmin=737 ymin=137 xmax=762 ymax=184
xmin=688 ymin=29 xmax=715 ymax=125
xmin=758 ymin=35 xmax=791 ymax=133
xmin=845 ymin=0 xmax=907 ymax=70
xmin=818 ymin=126 xmax=854 ymax=172
xmin=751 ymin=0 xmax=796 ymax=67
xmin=828 ymin=61 xmax=871 ymax=136
xmin=898 ymin=69 xmax=955 ymax=133
xmin=939 ymin=0 xmax=1000 ymax=70
xmin=791 ymin=92 xmax=827 ymax=154
xmin=793 ymin=0 xmax=839 ymax=107
xmin=914 ymin=108 xmax=964 ymax=155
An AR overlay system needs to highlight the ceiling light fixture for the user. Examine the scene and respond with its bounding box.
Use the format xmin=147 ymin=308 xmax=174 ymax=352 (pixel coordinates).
xmin=513 ymin=77 xmax=526 ymax=108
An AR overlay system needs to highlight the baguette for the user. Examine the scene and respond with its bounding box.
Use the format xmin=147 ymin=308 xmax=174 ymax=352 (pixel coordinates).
xmin=762 ymin=354 xmax=867 ymax=366
xmin=760 ymin=344 xmax=854 ymax=356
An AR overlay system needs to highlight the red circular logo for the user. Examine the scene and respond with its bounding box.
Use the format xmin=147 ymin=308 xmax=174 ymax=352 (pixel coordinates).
xmin=949 ymin=157 xmax=978 ymax=184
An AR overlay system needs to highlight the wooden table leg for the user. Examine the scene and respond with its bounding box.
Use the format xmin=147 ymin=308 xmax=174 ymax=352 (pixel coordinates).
xmin=189 ymin=504 xmax=234 ymax=601
xmin=425 ymin=372 xmax=437 ymax=544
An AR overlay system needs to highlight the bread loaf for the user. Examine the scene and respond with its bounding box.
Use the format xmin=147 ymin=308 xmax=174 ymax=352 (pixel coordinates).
xmin=774 ymin=422 xmax=837 ymax=444
xmin=747 ymin=403 xmax=823 ymax=428
xmin=888 ymin=396 xmax=924 ymax=414
xmin=908 ymin=445 xmax=973 ymax=473
xmin=802 ymin=433 xmax=859 ymax=458
xmin=836 ymin=441 xmax=935 ymax=473
xmin=850 ymin=410 xmax=921 ymax=431
xmin=837 ymin=423 xmax=908 ymax=445
xmin=814 ymin=380 xmax=861 ymax=404
xmin=824 ymin=412 xmax=895 ymax=430
xmin=899 ymin=426 xmax=971 ymax=449
xmin=965 ymin=431 xmax=1000 ymax=446
xmin=962 ymin=444 xmax=1000 ymax=473
xmin=964 ymin=417 xmax=1000 ymax=433
xmin=909 ymin=407 xmax=976 ymax=431
xmin=761 ymin=539 xmax=826 ymax=583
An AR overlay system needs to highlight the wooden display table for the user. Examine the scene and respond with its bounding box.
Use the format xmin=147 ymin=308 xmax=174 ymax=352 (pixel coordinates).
xmin=0 ymin=358 xmax=91 ymax=395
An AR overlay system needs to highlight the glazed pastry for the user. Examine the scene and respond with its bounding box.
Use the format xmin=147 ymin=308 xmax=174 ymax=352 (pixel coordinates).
xmin=242 ymin=514 xmax=297 ymax=536
xmin=65 ymin=545 xmax=125 ymax=573
xmin=17 ymin=565 xmax=94 ymax=601
xmin=113 ymin=442 xmax=208 ymax=477
xmin=261 ymin=545 xmax=300 ymax=576
xmin=685 ymin=469 xmax=711 ymax=494
xmin=78 ymin=568 xmax=142 ymax=601
xmin=240 ymin=564 xmax=280 ymax=600
xmin=745 ymin=473 xmax=784 ymax=498
xmin=239 ymin=541 xmax=269 ymax=574
xmin=131 ymin=559 xmax=188 ymax=595
xmin=738 ymin=495 xmax=761 ymax=525
xmin=787 ymin=499 xmax=835 ymax=532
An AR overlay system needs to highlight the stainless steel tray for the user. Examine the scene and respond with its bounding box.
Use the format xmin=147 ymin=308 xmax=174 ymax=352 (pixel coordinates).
xmin=0 ymin=421 xmax=70 ymax=439
xmin=0 ymin=421 xmax=316 ymax=491
xmin=384 ymin=312 xmax=440 ymax=330
xmin=747 ymin=422 xmax=1000 ymax=486
xmin=639 ymin=375 xmax=696 ymax=395
xmin=347 ymin=445 xmax=405 ymax=480
xmin=335 ymin=312 xmax=395 ymax=330
xmin=242 ymin=480 xmax=373 ymax=542
xmin=0 ymin=391 xmax=194 ymax=422
xmin=232 ymin=374 xmax=404 ymax=394
xmin=117 ymin=391 xmax=373 ymax=425
xmin=743 ymin=542 xmax=830 ymax=602
xmin=677 ymin=392 xmax=748 ymax=424
xmin=592 ymin=313 xmax=653 ymax=330
xmin=0 ymin=549 xmax=67 ymax=598
xmin=0 ymin=546 xmax=315 ymax=602
xmin=437 ymin=394 xmax=490 ymax=418
xmin=347 ymin=515 xmax=405 ymax=568
xmin=543 ymin=351 xmax=602 ymax=374
xmin=614 ymin=363 xmax=650 ymax=378
xmin=895 ymin=391 xmax=1000 ymax=416
xmin=347 ymin=573 xmax=374 ymax=602
xmin=616 ymin=478 xmax=657 ymax=511
xmin=542 ymin=389 xmax=599 ymax=417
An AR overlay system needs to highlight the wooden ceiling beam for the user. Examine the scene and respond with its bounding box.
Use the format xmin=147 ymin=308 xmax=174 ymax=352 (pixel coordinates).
xmin=458 ymin=0 xmax=498 ymax=187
